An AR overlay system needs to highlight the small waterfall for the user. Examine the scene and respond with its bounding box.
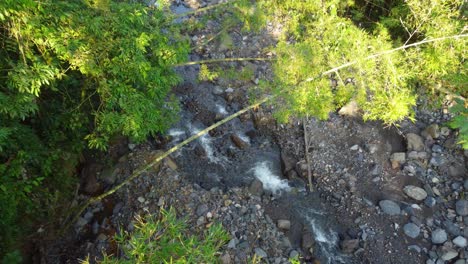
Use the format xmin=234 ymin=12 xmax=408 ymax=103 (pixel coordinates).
xmin=251 ymin=161 xmax=290 ymax=192
xmin=303 ymin=209 xmax=346 ymax=264
xmin=189 ymin=124 xmax=228 ymax=164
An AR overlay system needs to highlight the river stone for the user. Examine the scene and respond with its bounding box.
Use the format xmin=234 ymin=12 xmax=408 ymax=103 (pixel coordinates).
xmin=431 ymin=228 xmax=448 ymax=244
xmin=249 ymin=179 xmax=263 ymax=196
xmin=277 ymin=219 xmax=291 ymax=230
xmin=403 ymin=223 xmax=420 ymax=238
xmin=219 ymin=253 xmax=231 ymax=264
xmin=438 ymin=246 xmax=458 ymax=261
xmin=231 ymin=134 xmax=248 ymax=149
xmin=196 ymin=204 xmax=209 ymax=216
xmin=340 ymin=239 xmax=359 ymax=254
xmin=390 ymin=152 xmax=406 ymax=169
xmin=406 ymin=133 xmax=425 ymax=151
xmin=403 ymin=185 xmax=427 ymax=201
xmin=379 ymin=200 xmax=401 ymax=215
xmin=456 ymin=200 xmax=468 ymax=216
xmin=453 ymin=236 xmax=468 ymax=248
xmin=425 ymin=196 xmax=436 ymax=208
xmin=254 ymin=248 xmax=268 ymax=259
xmin=422 ymin=124 xmax=440 ymax=139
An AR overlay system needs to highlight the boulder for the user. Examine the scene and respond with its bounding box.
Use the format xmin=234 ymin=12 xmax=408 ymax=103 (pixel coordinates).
xmin=406 ymin=133 xmax=425 ymax=151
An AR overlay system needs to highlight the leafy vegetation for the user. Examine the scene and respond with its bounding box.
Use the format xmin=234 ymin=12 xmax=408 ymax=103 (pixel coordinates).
xmin=261 ymin=0 xmax=466 ymax=126
xmin=0 ymin=0 xmax=188 ymax=256
xmin=0 ymin=0 xmax=466 ymax=261
xmin=85 ymin=208 xmax=229 ymax=264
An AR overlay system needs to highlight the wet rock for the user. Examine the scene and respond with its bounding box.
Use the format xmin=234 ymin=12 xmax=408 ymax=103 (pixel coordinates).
xmin=453 ymin=236 xmax=467 ymax=248
xmin=403 ymin=185 xmax=427 ymax=201
xmin=390 ymin=152 xmax=406 ymax=169
xmin=432 ymin=229 xmax=448 ymax=244
xmin=406 ymin=133 xmax=425 ymax=151
xmin=231 ymin=134 xmax=248 ymax=149
xmin=248 ymin=179 xmax=263 ymax=196
xmin=449 ymin=164 xmax=466 ymax=178
xmin=438 ymin=245 xmax=458 ymax=261
xmin=227 ymin=238 xmax=238 ymax=249
xmin=403 ymin=223 xmax=420 ymax=238
xmin=280 ymin=151 xmax=297 ymax=174
xmin=455 ymin=259 xmax=466 ymax=264
xmin=254 ymin=248 xmax=268 ymax=259
xmin=444 ymin=220 xmax=461 ymax=236
xmin=289 ymin=250 xmax=299 ymax=259
xmin=422 ymin=124 xmax=440 ymax=139
xmin=408 ymin=245 xmax=421 ymax=253
xmin=340 ymin=239 xmax=359 ymax=254
xmin=277 ymin=219 xmax=291 ymax=230
xmin=425 ymin=197 xmax=436 ymax=208
xmin=430 ymin=156 xmax=447 ymax=167
xmin=456 ymin=200 xmax=468 ymax=216
xmin=196 ymin=204 xmax=209 ymax=216
xmin=379 ymin=200 xmax=401 ymax=215
xmin=212 ymin=86 xmax=224 ymax=95
xmin=301 ymin=231 xmax=314 ymax=250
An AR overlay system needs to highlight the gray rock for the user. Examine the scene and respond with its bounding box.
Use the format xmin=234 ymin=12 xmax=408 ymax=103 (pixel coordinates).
xmin=227 ymin=238 xmax=238 ymax=249
xmin=403 ymin=185 xmax=427 ymax=201
xmin=277 ymin=219 xmax=291 ymax=230
xmin=425 ymin=196 xmax=436 ymax=208
xmin=220 ymin=253 xmax=231 ymax=264
xmin=449 ymin=164 xmax=467 ymax=178
xmin=456 ymin=200 xmax=468 ymax=216
xmin=254 ymin=248 xmax=268 ymax=259
xmin=422 ymin=124 xmax=440 ymax=139
xmin=137 ymin=196 xmax=145 ymax=203
xmin=280 ymin=151 xmax=297 ymax=174
xmin=408 ymin=245 xmax=421 ymax=253
xmin=453 ymin=236 xmax=468 ymax=248
xmin=196 ymin=216 xmax=206 ymax=226
xmin=340 ymin=239 xmax=359 ymax=254
xmin=212 ymin=86 xmax=224 ymax=95
xmin=249 ymin=179 xmax=263 ymax=196
xmin=432 ymin=228 xmax=448 ymax=244
xmin=407 ymin=133 xmax=425 ymax=151
xmin=404 ymin=223 xmax=421 ymax=238
xmin=289 ymin=250 xmax=299 ymax=259
xmin=430 ymin=156 xmax=447 ymax=167
xmin=443 ymin=220 xmax=461 ymax=236
xmin=196 ymin=204 xmax=209 ymax=216
xmin=455 ymin=259 xmax=466 ymax=264
xmin=302 ymin=231 xmax=314 ymax=249
xmin=390 ymin=152 xmax=406 ymax=169
xmin=438 ymin=246 xmax=458 ymax=261
xmin=379 ymin=200 xmax=401 ymax=215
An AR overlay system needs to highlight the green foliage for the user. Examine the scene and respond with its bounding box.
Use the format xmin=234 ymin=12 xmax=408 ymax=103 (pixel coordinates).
xmin=0 ymin=0 xmax=188 ymax=256
xmin=199 ymin=64 xmax=219 ymax=82
xmin=448 ymin=99 xmax=468 ymax=149
xmin=259 ymin=0 xmax=465 ymax=138
xmin=98 ymin=208 xmax=229 ymax=264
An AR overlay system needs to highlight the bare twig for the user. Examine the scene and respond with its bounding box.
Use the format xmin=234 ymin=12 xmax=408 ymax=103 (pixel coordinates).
xmin=173 ymin=57 xmax=272 ymax=67
xmin=302 ymin=115 xmax=313 ymax=192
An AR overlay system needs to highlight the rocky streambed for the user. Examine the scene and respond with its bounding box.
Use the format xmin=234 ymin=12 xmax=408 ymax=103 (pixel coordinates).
xmin=42 ymin=0 xmax=467 ymax=263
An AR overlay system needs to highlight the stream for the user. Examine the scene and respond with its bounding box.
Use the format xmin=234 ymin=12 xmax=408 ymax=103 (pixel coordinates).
xmin=166 ymin=65 xmax=352 ymax=263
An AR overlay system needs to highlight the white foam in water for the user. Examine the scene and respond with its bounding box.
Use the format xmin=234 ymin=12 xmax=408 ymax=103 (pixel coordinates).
xmin=190 ymin=125 xmax=227 ymax=164
xmin=305 ymin=211 xmax=346 ymax=264
xmin=216 ymin=104 xmax=228 ymax=115
xmin=252 ymin=161 xmax=290 ymax=192
xmin=168 ymin=129 xmax=185 ymax=138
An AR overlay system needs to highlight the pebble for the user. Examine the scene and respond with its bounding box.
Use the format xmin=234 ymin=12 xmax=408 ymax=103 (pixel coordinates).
xmin=408 ymin=245 xmax=421 ymax=253
xmin=277 ymin=219 xmax=291 ymax=230
xmin=403 ymin=185 xmax=428 ymax=201
xmin=196 ymin=204 xmax=209 ymax=216
xmin=403 ymin=223 xmax=420 ymax=238
xmin=439 ymin=246 xmax=458 ymax=261
xmin=379 ymin=200 xmax=401 ymax=215
xmin=424 ymin=196 xmax=436 ymax=208
xmin=456 ymin=200 xmax=468 ymax=216
xmin=254 ymin=248 xmax=268 ymax=259
xmin=406 ymin=133 xmax=425 ymax=151
xmin=137 ymin=196 xmax=145 ymax=203
xmin=390 ymin=152 xmax=406 ymax=169
xmin=453 ymin=236 xmax=468 ymax=248
xmin=431 ymin=228 xmax=448 ymax=244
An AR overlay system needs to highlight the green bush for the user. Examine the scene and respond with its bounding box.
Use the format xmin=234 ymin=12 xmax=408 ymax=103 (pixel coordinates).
xmin=94 ymin=208 xmax=229 ymax=264
xmin=0 ymin=0 xmax=188 ymax=255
